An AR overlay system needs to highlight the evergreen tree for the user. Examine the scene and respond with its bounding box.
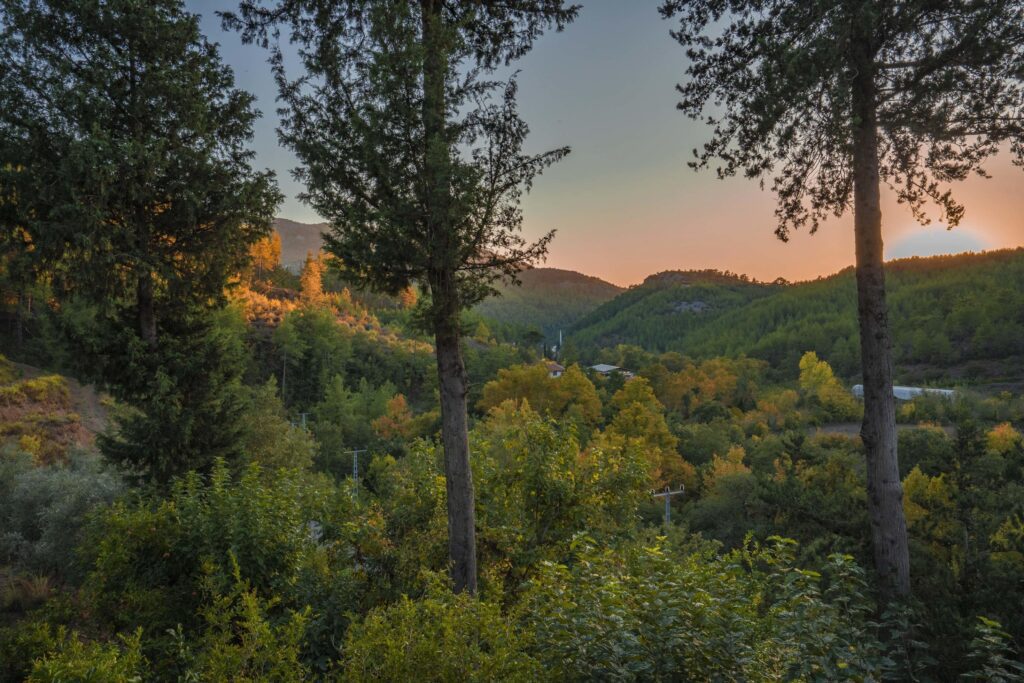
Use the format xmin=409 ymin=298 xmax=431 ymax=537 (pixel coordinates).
xmin=226 ymin=0 xmax=579 ymax=593
xmin=299 ymin=251 xmax=326 ymax=307
xmin=661 ymin=0 xmax=1024 ymax=597
xmin=0 ymin=0 xmax=281 ymax=482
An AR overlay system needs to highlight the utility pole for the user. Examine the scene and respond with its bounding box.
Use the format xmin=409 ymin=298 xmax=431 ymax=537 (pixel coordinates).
xmin=346 ymin=448 xmax=367 ymax=499
xmin=652 ymin=485 xmax=685 ymax=527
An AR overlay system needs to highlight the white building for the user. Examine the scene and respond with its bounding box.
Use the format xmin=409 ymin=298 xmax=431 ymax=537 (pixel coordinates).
xmin=851 ymin=384 xmax=955 ymax=401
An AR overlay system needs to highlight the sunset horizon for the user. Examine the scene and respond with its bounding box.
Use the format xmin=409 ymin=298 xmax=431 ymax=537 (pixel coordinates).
xmin=3 ymin=0 xmax=1024 ymax=676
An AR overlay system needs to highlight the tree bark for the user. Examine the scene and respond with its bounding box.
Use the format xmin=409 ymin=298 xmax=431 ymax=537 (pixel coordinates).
xmin=422 ymin=0 xmax=477 ymax=594
xmin=433 ymin=302 xmax=478 ymax=594
xmin=851 ymin=40 xmax=911 ymax=598
xmin=138 ymin=271 xmax=157 ymax=349
xmin=15 ymin=288 xmax=25 ymax=348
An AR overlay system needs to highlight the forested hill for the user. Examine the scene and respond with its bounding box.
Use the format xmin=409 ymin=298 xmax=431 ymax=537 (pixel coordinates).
xmin=567 ymin=269 xmax=779 ymax=356
xmin=474 ymin=267 xmax=623 ymax=337
xmin=568 ymin=250 xmax=1024 ymax=385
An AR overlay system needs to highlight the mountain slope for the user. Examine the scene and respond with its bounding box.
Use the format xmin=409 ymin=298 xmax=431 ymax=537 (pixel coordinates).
xmin=568 ymin=250 xmax=1024 ymax=384
xmin=567 ymin=270 xmax=778 ymax=353
xmin=273 ymin=218 xmax=328 ymax=269
xmin=474 ymin=267 xmax=623 ymax=337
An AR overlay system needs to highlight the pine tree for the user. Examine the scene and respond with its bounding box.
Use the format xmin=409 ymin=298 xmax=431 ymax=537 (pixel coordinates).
xmin=0 ymin=0 xmax=281 ymax=482
xmin=225 ymin=0 xmax=579 ymax=594
xmin=299 ymin=251 xmax=326 ymax=307
xmin=660 ymin=0 xmax=1024 ymax=596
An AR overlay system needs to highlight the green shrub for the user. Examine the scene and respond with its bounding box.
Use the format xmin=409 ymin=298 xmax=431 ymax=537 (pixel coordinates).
xmin=27 ymin=628 xmax=146 ymax=683
xmin=519 ymin=536 xmax=885 ymax=681
xmin=172 ymin=557 xmax=311 ymax=682
xmin=77 ymin=460 xmax=363 ymax=676
xmin=341 ymin=579 xmax=539 ymax=682
xmin=0 ymin=449 xmax=124 ymax=578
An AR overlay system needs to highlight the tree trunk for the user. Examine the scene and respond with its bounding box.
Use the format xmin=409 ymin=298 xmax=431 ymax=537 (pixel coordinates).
xmin=15 ymin=288 xmax=25 ymax=348
xmin=434 ymin=307 xmax=478 ymax=594
xmin=422 ymin=0 xmax=477 ymax=594
xmin=138 ymin=271 xmax=157 ymax=349
xmin=851 ymin=47 xmax=911 ymax=598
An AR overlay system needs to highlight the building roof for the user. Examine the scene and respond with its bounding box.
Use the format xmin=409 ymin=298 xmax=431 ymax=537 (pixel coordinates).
xmin=546 ymin=361 xmax=565 ymax=372
xmin=852 ymin=384 xmax=955 ymax=400
xmin=590 ymin=364 xmax=620 ymax=373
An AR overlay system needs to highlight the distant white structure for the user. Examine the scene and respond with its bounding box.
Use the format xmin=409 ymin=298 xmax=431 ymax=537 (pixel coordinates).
xmin=589 ymin=364 xmax=635 ymax=379
xmin=852 ymin=384 xmax=955 ymax=401
xmin=546 ymin=361 xmax=565 ymax=378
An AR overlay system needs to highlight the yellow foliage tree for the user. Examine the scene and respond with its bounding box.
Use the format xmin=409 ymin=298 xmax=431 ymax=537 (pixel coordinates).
xmin=478 ymin=364 xmax=601 ymax=428
xmin=299 ymin=251 xmax=326 ymax=307
xmin=704 ymin=445 xmax=751 ymax=493
xmin=605 ymin=378 xmax=695 ymax=489
xmin=798 ymin=351 xmax=860 ymax=421
xmin=986 ymin=422 xmax=1022 ymax=455
xmin=398 ymin=286 xmax=418 ymax=309
xmin=250 ymin=232 xmax=281 ymax=279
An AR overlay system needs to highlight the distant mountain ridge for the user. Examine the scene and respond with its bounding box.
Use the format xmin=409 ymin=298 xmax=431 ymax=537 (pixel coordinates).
xmin=273 ymin=218 xmax=328 ymax=269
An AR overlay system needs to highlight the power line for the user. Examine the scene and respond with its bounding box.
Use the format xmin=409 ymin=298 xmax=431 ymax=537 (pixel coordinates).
xmin=345 ymin=448 xmax=367 ymax=499
xmin=652 ymin=485 xmax=685 ymax=527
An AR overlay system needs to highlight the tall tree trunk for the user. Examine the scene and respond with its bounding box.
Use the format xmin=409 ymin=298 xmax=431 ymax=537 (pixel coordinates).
xmin=422 ymin=0 xmax=477 ymax=594
xmin=138 ymin=271 xmax=157 ymax=349
xmin=15 ymin=288 xmax=25 ymax=348
xmin=851 ymin=45 xmax=911 ymax=598
xmin=433 ymin=294 xmax=478 ymax=594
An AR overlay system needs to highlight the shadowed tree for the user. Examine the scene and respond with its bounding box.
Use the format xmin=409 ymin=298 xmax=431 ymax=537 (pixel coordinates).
xmin=660 ymin=0 xmax=1024 ymax=596
xmin=224 ymin=0 xmax=578 ymax=593
xmin=0 ymin=0 xmax=280 ymax=482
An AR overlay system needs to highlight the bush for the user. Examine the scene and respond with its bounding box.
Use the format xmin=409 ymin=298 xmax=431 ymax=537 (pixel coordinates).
xmin=27 ymin=628 xmax=146 ymax=683
xmin=0 ymin=449 xmax=124 ymax=579
xmin=342 ymin=579 xmax=539 ymax=682
xmin=77 ymin=460 xmax=363 ymax=677
xmin=519 ymin=536 xmax=885 ymax=681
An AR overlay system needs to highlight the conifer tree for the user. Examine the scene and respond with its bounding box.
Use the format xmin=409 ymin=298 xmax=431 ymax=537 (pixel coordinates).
xmin=0 ymin=0 xmax=281 ymax=482
xmin=226 ymin=0 xmax=578 ymax=594
xmin=299 ymin=251 xmax=326 ymax=307
xmin=661 ymin=0 xmax=1024 ymax=596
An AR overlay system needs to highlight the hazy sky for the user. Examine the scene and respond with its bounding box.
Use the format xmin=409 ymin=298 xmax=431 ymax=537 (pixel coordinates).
xmin=188 ymin=0 xmax=1024 ymax=286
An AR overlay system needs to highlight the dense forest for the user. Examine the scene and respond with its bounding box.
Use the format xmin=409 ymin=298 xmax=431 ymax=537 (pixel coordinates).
xmin=473 ymin=268 xmax=622 ymax=340
xmin=564 ymin=250 xmax=1024 ymax=388
xmin=1 ymin=0 xmax=1024 ymax=681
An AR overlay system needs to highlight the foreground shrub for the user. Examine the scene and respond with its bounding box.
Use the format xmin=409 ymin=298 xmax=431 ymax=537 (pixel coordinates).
xmin=519 ymin=536 xmax=886 ymax=681
xmin=27 ymin=628 xmax=146 ymax=683
xmin=77 ymin=460 xmax=362 ymax=676
xmin=341 ymin=578 xmax=539 ymax=682
xmin=0 ymin=449 xmax=124 ymax=578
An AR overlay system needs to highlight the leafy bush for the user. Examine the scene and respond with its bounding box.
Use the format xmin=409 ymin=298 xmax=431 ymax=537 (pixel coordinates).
xmin=26 ymin=628 xmax=146 ymax=682
xmin=77 ymin=460 xmax=364 ymax=676
xmin=342 ymin=579 xmax=539 ymax=682
xmin=519 ymin=536 xmax=885 ymax=681
xmin=0 ymin=449 xmax=124 ymax=578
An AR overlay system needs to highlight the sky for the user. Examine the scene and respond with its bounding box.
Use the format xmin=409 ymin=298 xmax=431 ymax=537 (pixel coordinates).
xmin=188 ymin=0 xmax=1024 ymax=287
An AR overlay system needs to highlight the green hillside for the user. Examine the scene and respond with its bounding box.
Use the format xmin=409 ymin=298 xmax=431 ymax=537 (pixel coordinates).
xmin=474 ymin=267 xmax=623 ymax=338
xmin=569 ymin=250 xmax=1024 ymax=385
xmin=567 ymin=269 xmax=779 ymax=354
